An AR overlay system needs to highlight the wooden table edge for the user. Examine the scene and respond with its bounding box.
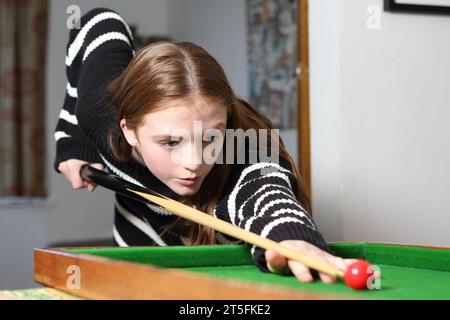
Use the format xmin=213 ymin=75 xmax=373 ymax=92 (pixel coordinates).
xmin=33 ymin=247 xmax=358 ymax=300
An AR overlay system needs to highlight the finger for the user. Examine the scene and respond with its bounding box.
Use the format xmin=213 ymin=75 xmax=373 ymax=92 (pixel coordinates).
xmin=317 ymin=255 xmax=347 ymax=284
xmin=327 ymin=256 xmax=349 ymax=272
xmin=71 ymin=174 xmax=86 ymax=189
xmin=316 ymin=255 xmax=358 ymax=284
xmin=312 ymin=254 xmax=338 ymax=284
xmin=318 ymin=272 xmax=336 ymax=284
xmin=71 ymin=166 xmax=90 ymax=189
xmin=287 ymin=261 xmax=314 ymax=283
xmin=90 ymin=163 xmax=104 ymax=171
xmin=265 ymin=249 xmax=288 ymax=274
xmin=87 ymin=184 xmax=94 ymax=192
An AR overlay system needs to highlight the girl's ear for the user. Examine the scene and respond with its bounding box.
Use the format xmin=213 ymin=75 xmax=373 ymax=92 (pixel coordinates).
xmin=119 ymin=119 xmax=138 ymax=147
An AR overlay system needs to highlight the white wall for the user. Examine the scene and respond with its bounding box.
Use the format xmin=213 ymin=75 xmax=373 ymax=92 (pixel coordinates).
xmin=309 ymin=0 xmax=343 ymax=242
xmin=167 ymin=0 xmax=249 ymax=100
xmin=310 ymin=0 xmax=450 ymax=246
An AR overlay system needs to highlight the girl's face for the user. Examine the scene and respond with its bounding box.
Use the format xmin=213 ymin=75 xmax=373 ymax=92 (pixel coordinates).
xmin=120 ymin=96 xmax=228 ymax=196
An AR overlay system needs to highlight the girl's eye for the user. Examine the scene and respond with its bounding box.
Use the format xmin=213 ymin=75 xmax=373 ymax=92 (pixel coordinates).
xmin=204 ymin=136 xmax=216 ymax=144
xmin=161 ymin=136 xmax=217 ymax=149
xmin=161 ymin=140 xmax=180 ymax=148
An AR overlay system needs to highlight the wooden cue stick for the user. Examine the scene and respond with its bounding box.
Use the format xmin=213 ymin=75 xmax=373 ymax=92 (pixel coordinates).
xmin=128 ymin=189 xmax=345 ymax=278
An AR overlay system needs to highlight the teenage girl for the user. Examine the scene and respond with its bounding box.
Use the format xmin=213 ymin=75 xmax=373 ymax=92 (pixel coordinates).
xmin=55 ymin=8 xmax=353 ymax=284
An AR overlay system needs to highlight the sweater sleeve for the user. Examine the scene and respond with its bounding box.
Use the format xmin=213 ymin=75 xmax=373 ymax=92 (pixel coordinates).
xmin=53 ymin=8 xmax=134 ymax=172
xmin=214 ymin=161 xmax=333 ymax=272
xmin=53 ymin=9 xmax=118 ymax=172
xmin=68 ymin=8 xmax=134 ymax=159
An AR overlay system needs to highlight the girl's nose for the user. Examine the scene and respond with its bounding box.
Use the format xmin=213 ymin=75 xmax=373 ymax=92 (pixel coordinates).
xmin=179 ymin=143 xmax=203 ymax=172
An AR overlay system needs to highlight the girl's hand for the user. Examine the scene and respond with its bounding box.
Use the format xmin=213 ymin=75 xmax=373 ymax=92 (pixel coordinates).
xmin=58 ymin=159 xmax=104 ymax=192
xmin=265 ymin=240 xmax=357 ymax=284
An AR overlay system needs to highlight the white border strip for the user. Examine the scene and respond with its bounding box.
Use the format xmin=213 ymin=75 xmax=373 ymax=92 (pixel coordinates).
xmin=59 ymin=109 xmax=78 ymax=125
xmin=66 ymin=11 xmax=133 ymax=66
xmin=54 ymin=131 xmax=71 ymax=142
xmin=83 ymin=32 xmax=130 ymax=62
xmin=113 ymin=226 xmax=129 ymax=247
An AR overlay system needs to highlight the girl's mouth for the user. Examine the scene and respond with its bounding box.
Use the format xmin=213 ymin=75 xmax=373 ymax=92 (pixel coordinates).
xmin=176 ymin=177 xmax=199 ymax=186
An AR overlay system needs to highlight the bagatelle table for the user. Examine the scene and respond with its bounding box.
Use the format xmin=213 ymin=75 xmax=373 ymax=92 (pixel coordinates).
xmin=33 ymin=243 xmax=450 ymax=299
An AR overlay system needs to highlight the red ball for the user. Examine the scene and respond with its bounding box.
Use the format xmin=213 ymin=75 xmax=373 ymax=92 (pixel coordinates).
xmin=344 ymin=259 xmax=373 ymax=290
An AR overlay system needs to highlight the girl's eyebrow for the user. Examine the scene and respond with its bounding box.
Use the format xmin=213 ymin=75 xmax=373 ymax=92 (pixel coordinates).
xmin=152 ymin=122 xmax=226 ymax=139
xmin=152 ymin=134 xmax=180 ymax=140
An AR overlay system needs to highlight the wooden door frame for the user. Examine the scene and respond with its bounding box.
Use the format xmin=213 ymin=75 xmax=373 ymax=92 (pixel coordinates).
xmin=297 ymin=0 xmax=311 ymax=201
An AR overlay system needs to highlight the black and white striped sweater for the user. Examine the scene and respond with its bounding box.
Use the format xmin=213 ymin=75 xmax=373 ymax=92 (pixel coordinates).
xmin=54 ymin=8 xmax=331 ymax=272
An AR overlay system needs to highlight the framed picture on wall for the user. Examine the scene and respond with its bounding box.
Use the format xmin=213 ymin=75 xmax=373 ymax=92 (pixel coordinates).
xmin=247 ymin=0 xmax=298 ymax=129
xmin=384 ymin=0 xmax=450 ymax=14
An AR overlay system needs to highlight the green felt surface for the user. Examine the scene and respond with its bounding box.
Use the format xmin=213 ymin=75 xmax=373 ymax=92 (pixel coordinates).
xmin=66 ymin=243 xmax=450 ymax=299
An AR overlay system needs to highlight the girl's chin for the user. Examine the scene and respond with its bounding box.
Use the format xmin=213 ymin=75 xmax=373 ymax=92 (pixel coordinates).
xmin=171 ymin=184 xmax=200 ymax=196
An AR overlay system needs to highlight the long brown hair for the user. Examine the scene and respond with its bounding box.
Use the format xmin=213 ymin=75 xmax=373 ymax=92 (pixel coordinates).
xmin=106 ymin=42 xmax=311 ymax=245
